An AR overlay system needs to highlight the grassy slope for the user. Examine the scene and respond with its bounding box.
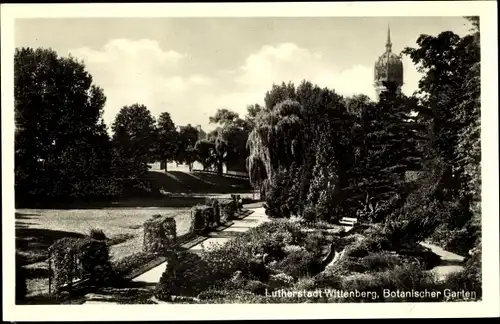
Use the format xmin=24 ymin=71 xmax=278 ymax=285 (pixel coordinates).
xmin=142 ymin=170 xmax=252 ymax=194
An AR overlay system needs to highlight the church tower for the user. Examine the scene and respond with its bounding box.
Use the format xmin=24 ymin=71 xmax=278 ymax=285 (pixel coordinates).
xmin=374 ymin=24 xmax=404 ymax=101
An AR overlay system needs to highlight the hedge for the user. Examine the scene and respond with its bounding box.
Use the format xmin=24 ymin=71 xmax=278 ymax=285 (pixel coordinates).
xmin=143 ymin=215 xmax=177 ymax=254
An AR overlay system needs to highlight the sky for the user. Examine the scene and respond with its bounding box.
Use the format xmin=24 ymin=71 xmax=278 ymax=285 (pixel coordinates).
xmin=15 ymin=17 xmax=473 ymax=133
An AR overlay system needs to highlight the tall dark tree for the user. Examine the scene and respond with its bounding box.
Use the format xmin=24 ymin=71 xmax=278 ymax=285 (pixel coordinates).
xmin=209 ymin=109 xmax=250 ymax=176
xmin=396 ymin=17 xmax=481 ymax=255
xmin=176 ymin=124 xmax=199 ymax=171
xmin=348 ymin=82 xmax=424 ymax=222
xmin=14 ymin=47 xmax=118 ymax=202
xmin=156 ymin=112 xmax=178 ymax=171
xmin=112 ymin=104 xmax=157 ymax=179
xmin=195 ymin=138 xmax=217 ymax=171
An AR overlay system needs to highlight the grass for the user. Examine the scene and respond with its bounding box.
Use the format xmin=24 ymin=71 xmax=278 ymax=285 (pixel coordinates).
xmin=15 ymin=207 xmax=193 ymax=297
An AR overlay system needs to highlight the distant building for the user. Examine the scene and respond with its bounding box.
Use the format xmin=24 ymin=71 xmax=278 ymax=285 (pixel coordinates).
xmin=374 ymin=25 xmax=404 ymax=101
xmin=177 ymin=124 xmax=206 ymax=141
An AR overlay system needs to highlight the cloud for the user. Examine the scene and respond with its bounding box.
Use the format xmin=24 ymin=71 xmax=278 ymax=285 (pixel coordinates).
xmin=68 ymin=39 xmax=424 ymax=135
xmin=232 ymin=42 xmax=423 ymax=104
xmin=68 ymin=39 xmax=214 ymax=132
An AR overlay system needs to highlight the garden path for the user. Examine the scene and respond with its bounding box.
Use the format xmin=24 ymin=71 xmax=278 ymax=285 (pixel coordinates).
xmin=82 ymin=206 xmax=268 ymax=304
xmin=419 ymin=241 xmax=466 ymax=281
xmin=130 ymin=206 xmax=268 ymax=284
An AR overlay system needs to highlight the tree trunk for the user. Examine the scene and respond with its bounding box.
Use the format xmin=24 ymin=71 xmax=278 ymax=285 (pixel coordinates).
xmin=217 ymin=162 xmax=223 ymax=176
xmin=164 ymin=159 xmax=168 ymax=172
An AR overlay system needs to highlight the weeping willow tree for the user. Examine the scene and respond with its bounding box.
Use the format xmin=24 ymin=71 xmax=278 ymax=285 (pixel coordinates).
xmin=246 ymin=99 xmax=305 ymax=204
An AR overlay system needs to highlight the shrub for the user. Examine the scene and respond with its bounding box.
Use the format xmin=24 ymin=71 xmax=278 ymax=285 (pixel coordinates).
xmin=398 ymin=245 xmax=441 ymax=270
xmin=276 ymin=249 xmax=316 ymax=278
xmin=313 ymin=270 xmax=342 ymax=289
xmin=112 ymin=251 xmax=159 ymax=278
xmin=345 ymin=238 xmax=384 ymax=258
xmin=358 ymin=252 xmax=402 ymax=272
xmin=429 ymin=223 xmax=478 ymax=257
xmin=48 ymin=237 xmax=114 ymax=293
xmin=89 ymin=228 xmax=107 ymax=241
xmin=76 ymin=239 xmax=114 ymax=285
xmin=245 ymin=280 xmax=270 ymax=295
xmin=190 ymin=205 xmax=214 ymax=234
xmin=340 ymin=263 xmax=439 ymax=302
xmin=304 ymin=231 xmax=328 ymax=258
xmin=219 ymin=199 xmax=236 ymax=222
xmin=143 ymin=215 xmax=177 ymax=254
xmin=442 ymin=247 xmax=482 ymax=300
xmin=154 ymin=252 xmax=210 ymax=299
xmin=200 ymin=240 xmax=255 ymax=283
xmin=268 ymin=272 xmax=295 ymax=289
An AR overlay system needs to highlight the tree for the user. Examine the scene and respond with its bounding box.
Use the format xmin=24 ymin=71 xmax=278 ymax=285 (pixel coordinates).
xmin=245 ymin=103 xmax=264 ymax=129
xmin=195 ymin=138 xmax=217 ymax=170
xmin=398 ymin=17 xmax=481 ymax=254
xmin=112 ymin=104 xmax=157 ymax=179
xmin=14 ymin=47 xmax=118 ymax=202
xmin=176 ymin=124 xmax=199 ymax=171
xmin=209 ymin=109 xmax=250 ymax=176
xmin=156 ymin=112 xmax=178 ymax=171
xmin=347 ymin=82 xmax=424 ymax=222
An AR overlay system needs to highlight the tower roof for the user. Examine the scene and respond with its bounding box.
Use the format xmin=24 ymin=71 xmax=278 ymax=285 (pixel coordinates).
xmin=386 ymin=23 xmax=392 ymax=52
xmin=374 ymin=23 xmax=403 ymax=87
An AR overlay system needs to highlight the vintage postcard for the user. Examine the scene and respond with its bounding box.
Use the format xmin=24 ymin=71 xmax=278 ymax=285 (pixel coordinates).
xmin=2 ymin=1 xmax=498 ymax=321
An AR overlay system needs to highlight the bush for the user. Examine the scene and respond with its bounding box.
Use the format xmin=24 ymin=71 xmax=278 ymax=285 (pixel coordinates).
xmin=78 ymin=239 xmax=113 ymax=284
xmin=276 ymin=249 xmax=316 ymax=278
xmin=441 ymin=247 xmax=481 ymax=300
xmin=143 ymin=215 xmax=177 ymax=254
xmin=304 ymin=231 xmax=328 ymax=258
xmin=268 ymin=272 xmax=295 ymax=289
xmin=340 ymin=263 xmax=439 ymax=302
xmin=190 ymin=205 xmax=215 ymax=234
xmin=89 ymin=228 xmax=107 ymax=241
xmin=358 ymin=252 xmax=402 ymax=272
xmin=313 ymin=270 xmax=342 ymax=289
xmin=48 ymin=237 xmax=114 ymax=293
xmin=219 ymin=199 xmax=236 ymax=222
xmin=429 ymin=223 xmax=478 ymax=257
xmin=112 ymin=251 xmax=159 ymax=278
xmin=154 ymin=252 xmax=210 ymax=299
xmin=264 ymin=169 xmax=299 ymax=218
xmin=345 ymin=237 xmax=386 ymax=258
xmin=245 ymin=280 xmax=269 ymax=295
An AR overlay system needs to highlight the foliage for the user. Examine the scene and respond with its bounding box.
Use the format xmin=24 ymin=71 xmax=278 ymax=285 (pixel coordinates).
xmin=89 ymin=228 xmax=107 ymax=241
xmin=155 ymin=252 xmax=210 ymax=298
xmin=155 ymin=112 xmax=178 ymax=171
xmin=190 ymin=205 xmax=215 ymax=233
xmin=428 ymin=223 xmax=478 ymax=256
xmin=112 ymin=251 xmax=159 ymax=278
xmin=14 ymin=47 xmax=120 ymax=202
xmin=276 ymin=249 xmax=316 ymax=278
xmin=340 ymin=263 xmax=439 ymax=302
xmin=209 ymin=109 xmax=251 ymax=176
xmin=402 ymin=19 xmax=481 ymax=248
xmin=195 ymin=139 xmax=218 ymax=170
xmin=176 ymin=124 xmax=199 ymax=170
xmin=48 ymin=236 xmax=114 ymax=293
xmin=111 ymin=104 xmax=158 ymax=179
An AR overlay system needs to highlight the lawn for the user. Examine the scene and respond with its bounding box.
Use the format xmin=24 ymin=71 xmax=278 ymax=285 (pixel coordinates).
xmin=16 ymin=207 xmax=192 ymax=297
xmin=16 ymin=208 xmax=192 ymax=264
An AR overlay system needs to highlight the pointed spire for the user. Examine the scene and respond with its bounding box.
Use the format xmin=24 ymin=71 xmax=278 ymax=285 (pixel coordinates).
xmin=386 ymin=23 xmax=392 ymax=52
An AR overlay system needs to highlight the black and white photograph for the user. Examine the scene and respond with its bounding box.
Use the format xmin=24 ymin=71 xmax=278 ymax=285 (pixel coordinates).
xmin=2 ymin=1 xmax=498 ymax=320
